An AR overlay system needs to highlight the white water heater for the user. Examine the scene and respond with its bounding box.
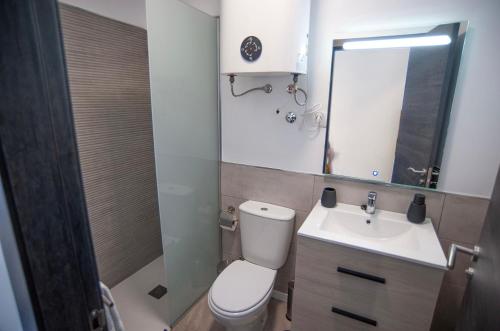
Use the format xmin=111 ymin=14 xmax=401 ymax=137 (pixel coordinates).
xmin=220 ymin=0 xmax=311 ymax=76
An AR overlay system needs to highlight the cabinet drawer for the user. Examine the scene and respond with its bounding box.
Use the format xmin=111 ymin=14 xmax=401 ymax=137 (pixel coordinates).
xmin=294 ymin=273 xmax=434 ymax=331
xmin=296 ymin=236 xmax=443 ymax=295
xmin=293 ymin=285 xmax=376 ymax=331
xmin=292 ymin=237 xmax=444 ymax=331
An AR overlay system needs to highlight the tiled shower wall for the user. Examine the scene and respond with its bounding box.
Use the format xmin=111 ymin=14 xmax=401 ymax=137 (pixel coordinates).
xmin=221 ymin=162 xmax=489 ymax=331
xmin=60 ymin=4 xmax=162 ymax=287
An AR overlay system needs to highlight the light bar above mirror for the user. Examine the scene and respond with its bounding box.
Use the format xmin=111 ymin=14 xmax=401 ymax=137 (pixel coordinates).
xmin=342 ymin=35 xmax=452 ymax=50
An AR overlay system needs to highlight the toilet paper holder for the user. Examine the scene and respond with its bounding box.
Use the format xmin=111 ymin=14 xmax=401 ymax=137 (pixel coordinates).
xmin=220 ymin=205 xmax=238 ymax=232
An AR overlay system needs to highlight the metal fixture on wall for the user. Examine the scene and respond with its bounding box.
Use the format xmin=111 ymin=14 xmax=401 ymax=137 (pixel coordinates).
xmin=287 ymin=73 xmax=308 ymax=106
xmin=286 ymin=112 xmax=297 ymax=123
xmin=229 ymin=75 xmax=272 ymax=97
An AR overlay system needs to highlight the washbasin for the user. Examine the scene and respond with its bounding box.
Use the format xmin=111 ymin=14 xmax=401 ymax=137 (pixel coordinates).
xmin=298 ymin=201 xmax=447 ymax=269
xmin=319 ymin=205 xmax=412 ymax=240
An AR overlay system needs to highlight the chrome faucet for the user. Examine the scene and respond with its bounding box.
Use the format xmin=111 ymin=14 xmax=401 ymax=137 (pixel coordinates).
xmin=366 ymin=191 xmax=377 ymax=214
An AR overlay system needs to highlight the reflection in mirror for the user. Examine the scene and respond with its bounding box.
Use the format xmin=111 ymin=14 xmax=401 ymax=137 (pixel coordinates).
xmin=323 ymin=22 xmax=467 ymax=189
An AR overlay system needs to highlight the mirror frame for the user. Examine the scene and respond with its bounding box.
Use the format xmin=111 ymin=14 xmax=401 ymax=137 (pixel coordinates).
xmin=322 ymin=21 xmax=468 ymax=192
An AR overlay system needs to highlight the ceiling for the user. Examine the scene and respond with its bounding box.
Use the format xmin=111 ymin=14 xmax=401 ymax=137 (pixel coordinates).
xmin=59 ymin=0 xmax=220 ymax=29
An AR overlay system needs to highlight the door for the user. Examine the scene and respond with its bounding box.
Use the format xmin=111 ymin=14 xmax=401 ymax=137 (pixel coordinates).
xmin=0 ymin=0 xmax=105 ymax=330
xmin=455 ymin=167 xmax=500 ymax=330
xmin=146 ymin=0 xmax=220 ymax=325
xmin=391 ymin=23 xmax=460 ymax=187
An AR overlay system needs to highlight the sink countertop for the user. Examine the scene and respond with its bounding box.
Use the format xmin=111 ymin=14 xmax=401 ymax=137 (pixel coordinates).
xmin=298 ymin=201 xmax=448 ymax=270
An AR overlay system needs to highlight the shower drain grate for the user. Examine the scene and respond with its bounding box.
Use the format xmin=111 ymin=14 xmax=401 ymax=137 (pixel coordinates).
xmin=148 ymin=285 xmax=167 ymax=299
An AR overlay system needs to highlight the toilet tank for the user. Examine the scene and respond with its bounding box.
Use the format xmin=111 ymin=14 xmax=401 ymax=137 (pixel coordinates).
xmin=239 ymin=201 xmax=295 ymax=269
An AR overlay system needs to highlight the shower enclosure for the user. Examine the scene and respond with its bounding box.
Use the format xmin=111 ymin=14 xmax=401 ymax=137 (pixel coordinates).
xmin=146 ymin=0 xmax=220 ymax=325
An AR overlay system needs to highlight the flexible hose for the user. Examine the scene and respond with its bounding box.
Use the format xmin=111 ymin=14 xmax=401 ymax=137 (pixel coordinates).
xmin=290 ymin=73 xmax=308 ymax=106
xmin=229 ymin=75 xmax=272 ymax=97
xmin=230 ymin=83 xmax=272 ymax=97
xmin=293 ymin=87 xmax=308 ymax=106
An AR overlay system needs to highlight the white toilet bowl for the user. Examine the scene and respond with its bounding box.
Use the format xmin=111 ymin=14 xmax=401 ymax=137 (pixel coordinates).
xmin=208 ymin=201 xmax=295 ymax=331
xmin=208 ymin=260 xmax=276 ymax=331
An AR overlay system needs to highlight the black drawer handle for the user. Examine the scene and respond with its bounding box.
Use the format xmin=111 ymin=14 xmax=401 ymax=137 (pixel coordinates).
xmin=337 ymin=266 xmax=386 ymax=284
xmin=331 ymin=306 xmax=377 ymax=326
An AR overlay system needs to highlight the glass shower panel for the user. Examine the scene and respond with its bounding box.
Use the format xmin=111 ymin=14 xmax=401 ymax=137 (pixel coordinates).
xmin=146 ymin=0 xmax=219 ymax=325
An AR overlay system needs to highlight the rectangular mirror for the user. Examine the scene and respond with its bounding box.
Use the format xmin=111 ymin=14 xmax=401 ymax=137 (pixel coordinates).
xmin=323 ymin=22 xmax=467 ymax=189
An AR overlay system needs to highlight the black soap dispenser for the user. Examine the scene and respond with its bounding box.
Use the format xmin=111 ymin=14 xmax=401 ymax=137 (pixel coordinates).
xmin=407 ymin=193 xmax=426 ymax=224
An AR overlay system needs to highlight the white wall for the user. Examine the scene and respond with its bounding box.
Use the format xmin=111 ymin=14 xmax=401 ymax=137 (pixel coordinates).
xmin=221 ymin=0 xmax=500 ymax=198
xmin=221 ymin=74 xmax=325 ymax=174
xmin=329 ymin=48 xmax=409 ymax=182
xmin=60 ymin=0 xmax=147 ymax=28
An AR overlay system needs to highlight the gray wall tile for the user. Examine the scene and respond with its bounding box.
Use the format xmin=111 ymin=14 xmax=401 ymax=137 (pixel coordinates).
xmin=60 ymin=4 xmax=162 ymax=287
xmin=438 ymin=194 xmax=489 ymax=244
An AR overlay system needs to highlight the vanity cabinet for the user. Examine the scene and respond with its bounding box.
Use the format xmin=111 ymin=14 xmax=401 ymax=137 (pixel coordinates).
xmin=292 ymin=237 xmax=444 ymax=331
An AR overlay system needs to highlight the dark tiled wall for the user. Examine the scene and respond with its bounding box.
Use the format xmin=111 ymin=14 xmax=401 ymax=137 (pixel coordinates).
xmin=221 ymin=162 xmax=489 ymax=331
xmin=60 ymin=4 xmax=162 ymax=287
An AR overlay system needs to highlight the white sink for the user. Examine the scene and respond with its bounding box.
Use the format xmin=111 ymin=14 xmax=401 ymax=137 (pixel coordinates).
xmin=299 ymin=201 xmax=447 ymax=269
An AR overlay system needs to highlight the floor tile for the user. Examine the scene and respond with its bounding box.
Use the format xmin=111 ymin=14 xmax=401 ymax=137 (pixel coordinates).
xmin=174 ymin=294 xmax=291 ymax=331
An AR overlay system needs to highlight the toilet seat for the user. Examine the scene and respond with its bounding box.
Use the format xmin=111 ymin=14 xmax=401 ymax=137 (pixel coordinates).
xmin=209 ymin=260 xmax=276 ymax=317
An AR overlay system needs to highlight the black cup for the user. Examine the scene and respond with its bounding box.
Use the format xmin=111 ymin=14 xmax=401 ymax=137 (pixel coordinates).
xmin=321 ymin=187 xmax=337 ymax=208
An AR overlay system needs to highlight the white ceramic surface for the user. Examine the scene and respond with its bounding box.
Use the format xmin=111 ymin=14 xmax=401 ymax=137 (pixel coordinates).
xmin=210 ymin=260 xmax=276 ymax=313
xmin=208 ymin=201 xmax=295 ymax=330
xmin=239 ymin=201 xmax=295 ymax=269
xmin=299 ymin=201 xmax=447 ymax=269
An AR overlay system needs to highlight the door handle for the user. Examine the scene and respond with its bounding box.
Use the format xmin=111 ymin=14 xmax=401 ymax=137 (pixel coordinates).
xmin=407 ymin=167 xmax=427 ymax=175
xmin=447 ymin=243 xmax=481 ymax=278
xmin=337 ymin=267 xmax=386 ymax=284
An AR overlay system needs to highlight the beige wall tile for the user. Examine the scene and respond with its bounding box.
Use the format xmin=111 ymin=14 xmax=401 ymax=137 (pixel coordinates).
xmin=275 ymin=210 xmax=309 ymax=293
xmin=313 ymin=175 xmax=445 ymax=228
xmin=221 ymin=195 xmax=245 ymax=260
xmin=221 ymin=162 xmax=314 ymax=212
xmin=438 ymin=194 xmax=489 ymax=244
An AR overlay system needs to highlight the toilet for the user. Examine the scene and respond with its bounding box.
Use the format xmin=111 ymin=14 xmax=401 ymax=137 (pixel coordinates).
xmin=208 ymin=200 xmax=295 ymax=331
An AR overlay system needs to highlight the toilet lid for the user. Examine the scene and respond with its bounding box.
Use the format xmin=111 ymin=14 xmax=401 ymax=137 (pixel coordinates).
xmin=211 ymin=260 xmax=276 ymax=313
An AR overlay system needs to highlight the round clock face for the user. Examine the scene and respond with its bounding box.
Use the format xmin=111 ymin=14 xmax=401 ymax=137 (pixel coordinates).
xmin=240 ymin=36 xmax=262 ymax=62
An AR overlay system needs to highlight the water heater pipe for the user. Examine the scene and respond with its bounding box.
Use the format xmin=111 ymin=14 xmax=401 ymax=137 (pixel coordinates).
xmin=287 ymin=74 xmax=308 ymax=106
xmin=229 ymin=75 xmax=272 ymax=97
